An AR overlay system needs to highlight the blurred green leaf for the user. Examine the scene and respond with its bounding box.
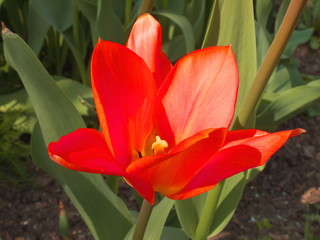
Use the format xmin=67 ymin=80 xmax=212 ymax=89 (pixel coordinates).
xmin=255 ymin=0 xmax=272 ymax=28
xmin=185 ymin=0 xmax=205 ymax=44
xmin=27 ymin=1 xmax=50 ymax=55
xmin=256 ymin=80 xmax=320 ymax=129
xmin=283 ymin=28 xmax=314 ymax=57
xmin=96 ymin=0 xmax=125 ymax=43
xmin=163 ymin=34 xmax=186 ymax=62
xmin=265 ymin=66 xmax=292 ymax=93
xmin=160 ymin=227 xmax=189 ymax=240
xmin=275 ymin=0 xmax=290 ymax=33
xmin=30 ymin=0 xmax=73 ymax=32
xmin=3 ymin=26 xmax=133 ymax=240
xmin=76 ymin=0 xmax=99 ymax=43
xmin=0 ymin=77 xmax=93 ymax=116
xmin=154 ymin=10 xmax=195 ymax=53
xmin=2 ymin=0 xmax=27 ymax=37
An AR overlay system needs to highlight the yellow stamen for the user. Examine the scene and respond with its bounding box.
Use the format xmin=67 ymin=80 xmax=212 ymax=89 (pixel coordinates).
xmin=151 ymin=136 xmax=168 ymax=155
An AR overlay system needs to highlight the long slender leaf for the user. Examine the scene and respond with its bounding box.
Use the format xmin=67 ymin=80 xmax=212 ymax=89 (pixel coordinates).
xmin=3 ymin=26 xmax=133 ymax=240
xmin=144 ymin=198 xmax=175 ymax=240
xmin=175 ymin=194 xmax=206 ymax=238
xmin=76 ymin=0 xmax=99 ymax=43
xmin=160 ymin=227 xmax=189 ymax=240
xmin=154 ymin=10 xmax=195 ymax=53
xmin=27 ymin=1 xmax=50 ymax=55
xmin=30 ymin=0 xmax=73 ymax=32
xmin=202 ymin=0 xmax=257 ymax=115
xmin=256 ymin=0 xmax=273 ymax=28
xmin=96 ymin=0 xmax=125 ymax=43
xmin=0 ymin=78 xmax=94 ymax=116
xmin=124 ymin=198 xmax=175 ymax=240
xmin=256 ymin=80 xmax=320 ymax=130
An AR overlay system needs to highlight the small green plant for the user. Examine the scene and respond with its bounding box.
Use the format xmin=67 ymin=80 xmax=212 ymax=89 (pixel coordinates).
xmin=300 ymin=0 xmax=320 ymax=49
xmin=0 ymin=111 xmax=31 ymax=186
xmin=304 ymin=205 xmax=320 ymax=240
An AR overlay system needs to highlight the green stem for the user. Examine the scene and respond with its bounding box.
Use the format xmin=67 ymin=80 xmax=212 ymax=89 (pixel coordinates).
xmin=234 ymin=0 xmax=307 ymax=129
xmin=132 ymin=199 xmax=153 ymax=240
xmin=138 ymin=0 xmax=156 ymax=16
xmin=107 ymin=175 xmax=120 ymax=194
xmin=194 ymin=181 xmax=225 ymax=240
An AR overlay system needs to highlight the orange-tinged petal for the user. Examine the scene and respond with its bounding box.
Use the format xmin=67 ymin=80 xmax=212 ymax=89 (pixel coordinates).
xmin=127 ymin=128 xmax=227 ymax=197
xmin=91 ymin=39 xmax=157 ymax=166
xmin=127 ymin=14 xmax=172 ymax=88
xmin=172 ymin=128 xmax=305 ymax=198
xmin=48 ymin=129 xmax=126 ymax=175
xmin=156 ymin=46 xmax=238 ymax=146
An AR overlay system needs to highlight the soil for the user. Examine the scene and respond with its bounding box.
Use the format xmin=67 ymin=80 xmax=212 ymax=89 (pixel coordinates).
xmin=0 ymin=45 xmax=320 ymax=240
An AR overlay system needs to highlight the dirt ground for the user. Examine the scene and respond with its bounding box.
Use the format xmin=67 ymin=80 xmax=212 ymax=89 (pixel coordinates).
xmin=0 ymin=45 xmax=319 ymax=240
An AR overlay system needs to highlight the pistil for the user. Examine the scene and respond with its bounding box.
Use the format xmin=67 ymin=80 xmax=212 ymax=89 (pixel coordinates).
xmin=151 ymin=136 xmax=168 ymax=155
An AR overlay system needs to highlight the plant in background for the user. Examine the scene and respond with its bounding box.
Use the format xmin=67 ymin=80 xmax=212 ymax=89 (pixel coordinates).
xmin=0 ymin=111 xmax=30 ymax=186
xmin=255 ymin=0 xmax=320 ymax=130
xmin=0 ymin=0 xmax=317 ymax=239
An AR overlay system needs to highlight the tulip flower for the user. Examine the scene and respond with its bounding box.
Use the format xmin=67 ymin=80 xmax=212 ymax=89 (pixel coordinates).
xmin=48 ymin=14 xmax=304 ymax=205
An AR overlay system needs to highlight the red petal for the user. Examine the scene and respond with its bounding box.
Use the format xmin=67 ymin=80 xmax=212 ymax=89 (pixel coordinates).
xmin=124 ymin=175 xmax=155 ymax=205
xmin=48 ymin=128 xmax=125 ymax=175
xmin=172 ymin=128 xmax=305 ymax=198
xmin=127 ymin=128 xmax=227 ymax=197
xmin=155 ymin=46 xmax=238 ymax=146
xmin=127 ymin=14 xmax=172 ymax=88
xmin=91 ymin=40 xmax=157 ymax=166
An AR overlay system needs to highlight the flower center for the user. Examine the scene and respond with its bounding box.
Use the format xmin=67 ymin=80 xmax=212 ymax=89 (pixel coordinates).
xmin=151 ymin=136 xmax=168 ymax=155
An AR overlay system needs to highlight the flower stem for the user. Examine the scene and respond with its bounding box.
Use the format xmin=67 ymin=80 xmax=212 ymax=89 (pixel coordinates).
xmin=138 ymin=0 xmax=155 ymax=15
xmin=107 ymin=175 xmax=120 ymax=194
xmin=194 ymin=181 xmax=225 ymax=240
xmin=132 ymin=199 xmax=153 ymax=240
xmin=234 ymin=0 xmax=307 ymax=129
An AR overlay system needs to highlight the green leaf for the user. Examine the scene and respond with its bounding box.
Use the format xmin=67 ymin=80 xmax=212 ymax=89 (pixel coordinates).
xmin=282 ymin=28 xmax=314 ymax=57
xmin=3 ymin=26 xmax=133 ymax=240
xmin=175 ymin=194 xmax=206 ymax=238
xmin=144 ymin=198 xmax=175 ymax=240
xmin=124 ymin=198 xmax=175 ymax=240
xmin=208 ymin=173 xmax=246 ymax=236
xmin=76 ymin=0 xmax=99 ymax=43
xmin=160 ymin=227 xmax=189 ymax=240
xmin=96 ymin=0 xmax=125 ymax=43
xmin=154 ymin=10 xmax=195 ymax=53
xmin=163 ymin=34 xmax=186 ymax=62
xmin=275 ymin=0 xmax=290 ymax=33
xmin=0 ymin=77 xmax=94 ymax=117
xmin=185 ymin=0 xmax=205 ymax=44
xmin=265 ymin=66 xmax=292 ymax=93
xmin=30 ymin=0 xmax=73 ymax=32
xmin=256 ymin=80 xmax=320 ymax=130
xmin=202 ymin=0 xmax=257 ymax=115
xmin=2 ymin=0 xmax=27 ymax=37
xmin=27 ymin=1 xmax=50 ymax=55
xmin=255 ymin=0 xmax=273 ymax=28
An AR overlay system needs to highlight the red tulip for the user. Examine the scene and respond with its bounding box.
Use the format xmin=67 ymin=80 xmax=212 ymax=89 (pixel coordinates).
xmin=48 ymin=14 xmax=304 ymax=205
